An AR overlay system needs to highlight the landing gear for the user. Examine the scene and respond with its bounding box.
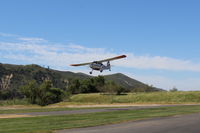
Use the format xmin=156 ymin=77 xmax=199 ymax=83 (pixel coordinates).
xmin=89 ymin=70 xmax=93 ymax=74
xmin=100 ymin=70 xmax=103 ymax=73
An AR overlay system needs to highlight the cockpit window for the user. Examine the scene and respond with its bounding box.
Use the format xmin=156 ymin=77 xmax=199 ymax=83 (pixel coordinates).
xmin=93 ymin=61 xmax=103 ymax=65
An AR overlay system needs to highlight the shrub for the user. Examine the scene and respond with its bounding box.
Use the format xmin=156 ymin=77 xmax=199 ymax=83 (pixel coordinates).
xmin=20 ymin=80 xmax=65 ymax=106
xmin=101 ymin=81 xmax=126 ymax=95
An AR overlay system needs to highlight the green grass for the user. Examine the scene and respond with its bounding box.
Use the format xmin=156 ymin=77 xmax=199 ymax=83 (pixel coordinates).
xmin=1 ymin=91 xmax=200 ymax=107
xmin=1 ymin=105 xmax=200 ymax=133
xmin=70 ymin=91 xmax=200 ymax=104
xmin=1 ymin=91 xmax=200 ymax=115
xmin=0 ymin=107 xmax=84 ymax=114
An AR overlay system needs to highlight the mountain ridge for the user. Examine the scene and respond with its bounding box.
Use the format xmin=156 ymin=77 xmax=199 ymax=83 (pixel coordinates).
xmin=0 ymin=63 xmax=163 ymax=92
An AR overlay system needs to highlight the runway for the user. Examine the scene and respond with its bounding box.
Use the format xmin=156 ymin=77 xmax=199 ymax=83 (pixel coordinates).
xmin=57 ymin=113 xmax=200 ymax=133
xmin=2 ymin=104 xmax=192 ymax=117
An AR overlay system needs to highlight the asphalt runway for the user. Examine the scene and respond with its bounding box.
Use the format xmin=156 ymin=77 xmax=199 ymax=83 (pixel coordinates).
xmin=57 ymin=113 xmax=200 ymax=133
xmin=8 ymin=104 xmax=191 ymax=117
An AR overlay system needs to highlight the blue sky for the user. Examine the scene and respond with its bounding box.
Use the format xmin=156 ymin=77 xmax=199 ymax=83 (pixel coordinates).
xmin=0 ymin=0 xmax=200 ymax=90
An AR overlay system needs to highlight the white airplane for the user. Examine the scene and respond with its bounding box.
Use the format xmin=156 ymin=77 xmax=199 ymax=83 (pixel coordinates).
xmin=70 ymin=55 xmax=127 ymax=74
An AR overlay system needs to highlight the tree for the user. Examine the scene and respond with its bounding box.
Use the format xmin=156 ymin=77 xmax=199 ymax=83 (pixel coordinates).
xmin=0 ymin=74 xmax=13 ymax=90
xmin=20 ymin=80 xmax=65 ymax=106
xmin=68 ymin=79 xmax=81 ymax=94
xmin=170 ymin=87 xmax=178 ymax=92
xmin=115 ymin=86 xmax=127 ymax=95
xmin=36 ymin=80 xmax=65 ymax=106
xmin=0 ymin=89 xmax=13 ymax=100
xmin=101 ymin=81 xmax=126 ymax=95
xmin=20 ymin=80 xmax=38 ymax=104
xmin=93 ymin=76 xmax=105 ymax=92
xmin=66 ymin=76 xmax=127 ymax=95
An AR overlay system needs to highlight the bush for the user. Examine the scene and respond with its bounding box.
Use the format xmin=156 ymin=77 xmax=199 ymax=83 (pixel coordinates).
xmin=170 ymin=87 xmax=178 ymax=92
xmin=20 ymin=80 xmax=65 ymax=106
xmin=20 ymin=80 xmax=38 ymax=104
xmin=101 ymin=81 xmax=126 ymax=95
xmin=0 ymin=90 xmax=12 ymax=100
xmin=67 ymin=76 xmax=105 ymax=94
xmin=67 ymin=76 xmax=126 ymax=95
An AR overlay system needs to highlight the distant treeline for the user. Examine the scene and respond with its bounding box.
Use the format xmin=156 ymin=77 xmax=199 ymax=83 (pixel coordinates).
xmin=0 ymin=76 xmax=127 ymax=105
xmin=68 ymin=76 xmax=129 ymax=94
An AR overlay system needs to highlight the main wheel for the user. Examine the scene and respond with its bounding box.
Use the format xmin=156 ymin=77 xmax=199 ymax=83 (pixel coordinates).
xmin=89 ymin=72 xmax=92 ymax=74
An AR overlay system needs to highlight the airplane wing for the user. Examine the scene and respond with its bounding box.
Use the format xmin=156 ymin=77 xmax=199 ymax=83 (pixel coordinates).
xmin=70 ymin=62 xmax=92 ymax=66
xmin=98 ymin=55 xmax=127 ymax=62
xmin=70 ymin=55 xmax=127 ymax=66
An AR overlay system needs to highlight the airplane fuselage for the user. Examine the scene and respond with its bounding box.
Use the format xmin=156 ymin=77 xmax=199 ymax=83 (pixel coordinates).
xmin=89 ymin=61 xmax=110 ymax=74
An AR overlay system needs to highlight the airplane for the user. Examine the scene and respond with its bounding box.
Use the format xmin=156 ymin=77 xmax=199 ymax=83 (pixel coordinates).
xmin=70 ymin=55 xmax=127 ymax=74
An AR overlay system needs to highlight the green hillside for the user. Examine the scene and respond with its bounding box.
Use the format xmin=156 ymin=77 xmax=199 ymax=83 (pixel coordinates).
xmin=0 ymin=63 xmax=163 ymax=92
xmin=105 ymin=73 xmax=142 ymax=88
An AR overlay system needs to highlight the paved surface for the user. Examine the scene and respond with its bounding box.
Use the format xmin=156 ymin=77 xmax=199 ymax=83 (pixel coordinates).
xmin=57 ymin=113 xmax=200 ymax=133
xmin=11 ymin=105 xmax=188 ymax=117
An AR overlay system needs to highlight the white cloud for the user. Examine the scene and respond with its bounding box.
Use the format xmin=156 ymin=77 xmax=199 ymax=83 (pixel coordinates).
xmin=0 ymin=33 xmax=18 ymax=37
xmin=17 ymin=37 xmax=47 ymax=43
xmin=1 ymin=33 xmax=200 ymax=90
xmin=67 ymin=44 xmax=105 ymax=53
xmin=1 ymin=36 xmax=200 ymax=72
xmin=114 ymin=54 xmax=200 ymax=72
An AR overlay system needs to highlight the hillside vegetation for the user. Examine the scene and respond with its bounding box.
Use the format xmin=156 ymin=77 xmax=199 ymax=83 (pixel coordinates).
xmin=1 ymin=63 xmax=200 ymax=106
xmin=0 ymin=63 xmax=162 ymax=91
xmin=0 ymin=63 xmax=164 ymax=105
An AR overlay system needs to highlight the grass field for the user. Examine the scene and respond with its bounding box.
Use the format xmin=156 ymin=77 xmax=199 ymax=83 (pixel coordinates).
xmin=70 ymin=91 xmax=200 ymax=104
xmin=1 ymin=91 xmax=200 ymax=133
xmin=0 ymin=105 xmax=200 ymax=133
xmin=1 ymin=92 xmax=200 ymax=107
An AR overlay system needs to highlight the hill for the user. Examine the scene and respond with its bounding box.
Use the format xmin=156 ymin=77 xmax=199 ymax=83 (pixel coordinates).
xmin=0 ymin=63 xmax=163 ymax=92
xmin=105 ymin=73 xmax=147 ymax=88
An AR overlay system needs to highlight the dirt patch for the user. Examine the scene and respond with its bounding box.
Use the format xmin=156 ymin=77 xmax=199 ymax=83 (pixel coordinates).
xmin=1 ymin=103 xmax=200 ymax=110
xmin=49 ymin=103 xmax=200 ymax=108
xmin=0 ymin=114 xmax=33 ymax=119
xmin=0 ymin=105 xmax=40 ymax=110
xmin=58 ymin=104 xmax=161 ymax=108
